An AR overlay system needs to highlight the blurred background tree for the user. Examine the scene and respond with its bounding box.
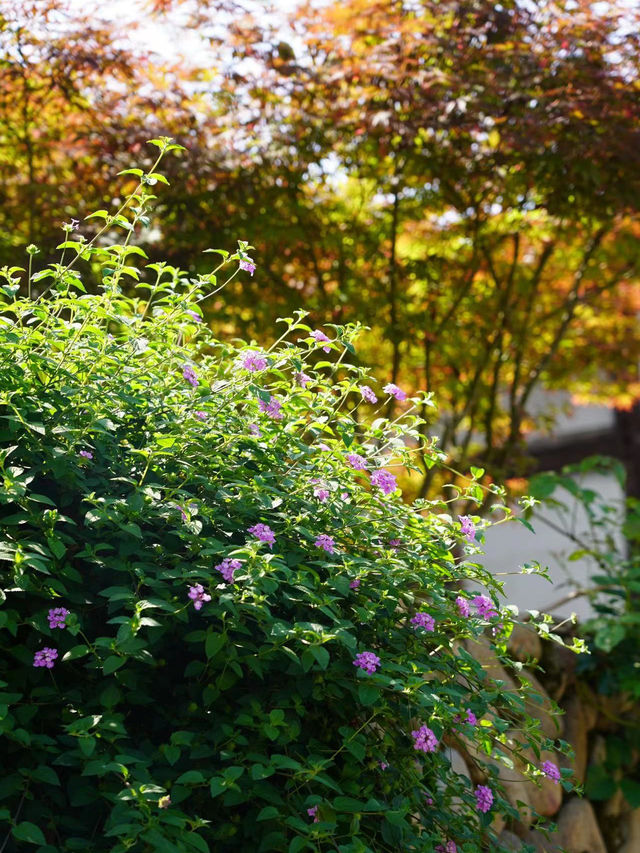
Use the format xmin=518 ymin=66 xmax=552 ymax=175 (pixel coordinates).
xmin=2 ymin=0 xmax=639 ymax=494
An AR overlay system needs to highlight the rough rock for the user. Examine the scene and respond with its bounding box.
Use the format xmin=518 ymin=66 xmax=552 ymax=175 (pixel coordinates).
xmin=558 ymin=694 xmax=591 ymax=784
xmin=509 ymin=622 xmax=543 ymax=663
xmin=619 ymin=806 xmax=640 ymax=853
xmin=498 ymin=829 xmax=525 ymax=850
xmin=529 ymin=749 xmax=563 ymax=817
xmin=465 ymin=635 xmax=518 ymax=691
xmin=519 ymin=668 xmax=564 ymax=739
xmin=540 ymin=638 xmax=578 ymax=701
xmin=520 ymin=827 xmax=562 ymax=852
xmin=556 ymin=797 xmax=607 ymax=853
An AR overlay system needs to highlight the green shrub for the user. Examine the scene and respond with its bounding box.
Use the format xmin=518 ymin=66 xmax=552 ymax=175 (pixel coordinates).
xmin=0 ymin=140 xmax=575 ymax=852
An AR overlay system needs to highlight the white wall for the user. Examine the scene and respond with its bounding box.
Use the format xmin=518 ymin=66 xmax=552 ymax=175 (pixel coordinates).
xmin=477 ymin=470 xmax=626 ymax=623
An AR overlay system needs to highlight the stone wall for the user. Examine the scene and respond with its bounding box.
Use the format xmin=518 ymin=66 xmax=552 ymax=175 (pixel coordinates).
xmin=455 ymin=624 xmax=639 ymax=852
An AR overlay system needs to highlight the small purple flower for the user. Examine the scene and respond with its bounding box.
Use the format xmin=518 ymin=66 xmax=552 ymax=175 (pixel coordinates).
xmin=185 ymin=310 xmax=202 ymax=322
xmin=258 ymin=395 xmax=283 ymax=420
xmin=412 ymin=725 xmax=438 ymax=753
xmin=346 ymin=452 xmax=367 ymax=471
xmin=389 ymin=538 xmax=402 ymax=550
xmin=465 ymin=709 xmax=477 ymax=726
xmin=314 ymin=534 xmax=335 ymax=554
xmin=194 ymin=410 xmax=207 ymax=420
xmin=215 ymin=558 xmax=242 ymax=584
xmin=424 ymin=794 xmax=434 ymax=805
xmin=307 ymin=805 xmax=318 ymax=822
xmin=435 ymin=843 xmax=457 ymax=853
xmin=310 ymin=329 xmax=331 ymax=352
xmin=317 ymin=443 xmax=331 ymax=452
xmin=472 ymin=594 xmax=498 ymax=620
xmin=248 ymin=523 xmax=276 ymax=548
xmin=63 ymin=218 xmax=79 ymax=232
xmin=249 ymin=423 xmax=261 ymax=436
xmin=459 ymin=515 xmax=476 ymax=543
xmin=541 ymin=760 xmax=561 ymax=783
xmin=455 ymin=595 xmax=470 ymax=617
xmin=475 ymin=785 xmax=493 ymax=813
xmin=379 ymin=761 xmax=389 ymax=770
xmin=349 ymin=578 xmax=361 ymax=590
xmin=411 ymin=612 xmax=435 ymax=632
xmin=313 ymin=486 xmax=330 ymax=503
xmin=48 ymin=607 xmax=70 ymax=630
xmin=182 ymin=365 xmax=198 ymax=387
xmin=370 ymin=469 xmax=397 ymax=496
xmin=78 ymin=450 xmax=93 ymax=460
xmin=241 ymin=350 xmax=268 ymax=372
xmin=239 ymin=259 xmax=256 ymax=275
xmin=359 ymin=385 xmax=377 ymax=404
xmin=383 ymin=383 xmax=406 ymax=401
xmin=296 ymin=372 xmax=312 ymax=388
xmin=188 ymin=583 xmax=211 ymax=611
xmin=353 ymin=651 xmax=381 ymax=674
xmin=33 ymin=648 xmax=58 ymax=669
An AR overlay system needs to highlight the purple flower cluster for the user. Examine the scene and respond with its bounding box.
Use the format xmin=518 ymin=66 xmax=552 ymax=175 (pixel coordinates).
xmin=296 ymin=372 xmax=312 ymax=388
xmin=383 ymin=383 xmax=406 ymax=401
xmin=455 ymin=595 xmax=470 ymax=617
xmin=349 ymin=578 xmax=361 ymax=590
xmin=183 ymin=365 xmax=198 ymax=387
xmin=239 ymin=259 xmax=256 ymax=275
xmin=359 ymin=385 xmax=377 ymax=403
xmin=459 ymin=515 xmax=476 ymax=542
xmin=258 ymin=395 xmax=282 ymax=420
xmin=78 ymin=450 xmax=93 ymax=460
xmin=475 ymin=784 xmax=493 ymax=813
xmin=465 ymin=709 xmax=477 ymax=726
xmin=472 ymin=594 xmax=498 ymax=620
xmin=435 ymin=843 xmax=457 ymax=853
xmin=314 ymin=534 xmax=335 ymax=554
xmin=353 ymin=651 xmax=381 ymax=674
xmin=33 ymin=648 xmax=58 ymax=669
xmin=388 ymin=538 xmax=402 ymax=550
xmin=541 ymin=760 xmax=561 ymax=783
xmin=411 ymin=612 xmax=435 ymax=632
xmin=248 ymin=523 xmax=276 ymax=548
xmin=241 ymin=351 xmax=268 ymax=372
xmin=346 ymin=452 xmax=367 ymax=470
xmin=185 ymin=310 xmax=201 ymax=322
xmin=310 ymin=329 xmax=331 ymax=352
xmin=188 ymin=583 xmax=211 ymax=611
xmin=194 ymin=410 xmax=207 ymax=420
xmin=307 ymin=805 xmax=318 ymax=822
xmin=371 ymin=468 xmax=397 ymax=495
xmin=412 ymin=725 xmax=438 ymax=753
xmin=313 ymin=484 xmax=330 ymax=502
xmin=215 ymin=558 xmax=242 ymax=584
xmin=248 ymin=423 xmax=261 ymax=436
xmin=48 ymin=608 xmax=70 ymax=630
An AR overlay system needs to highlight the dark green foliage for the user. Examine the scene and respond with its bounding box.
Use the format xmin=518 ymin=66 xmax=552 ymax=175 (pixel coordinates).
xmin=0 ymin=143 xmax=571 ymax=852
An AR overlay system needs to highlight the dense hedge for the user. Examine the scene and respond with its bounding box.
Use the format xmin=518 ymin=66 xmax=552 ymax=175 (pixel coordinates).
xmin=0 ymin=140 xmax=576 ymax=852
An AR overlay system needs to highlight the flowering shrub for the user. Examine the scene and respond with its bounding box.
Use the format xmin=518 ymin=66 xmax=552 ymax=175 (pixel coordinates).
xmin=0 ymin=139 xmax=576 ymax=852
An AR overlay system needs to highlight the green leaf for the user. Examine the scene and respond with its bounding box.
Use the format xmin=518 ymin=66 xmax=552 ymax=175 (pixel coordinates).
xmin=29 ymin=765 xmax=60 ymax=786
xmin=358 ymin=683 xmax=380 ymax=706
xmin=257 ymin=806 xmax=279 ymax=821
xmin=310 ymin=646 xmax=330 ymax=669
xmin=205 ymin=632 xmax=226 ymax=659
xmin=103 ymin=655 xmax=125 ymax=674
xmin=62 ymin=645 xmax=89 ymax=662
xmin=175 ymin=770 xmax=205 ymax=785
xmin=12 ymin=822 xmax=46 ymax=845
